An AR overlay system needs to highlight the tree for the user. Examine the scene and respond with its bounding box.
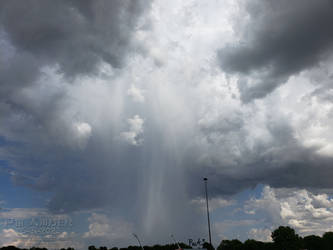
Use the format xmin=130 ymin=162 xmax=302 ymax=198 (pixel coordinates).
xmin=217 ymin=239 xmax=242 ymax=250
xmin=271 ymin=226 xmax=301 ymax=250
xmin=303 ymin=235 xmax=323 ymax=250
xmin=243 ymin=239 xmax=265 ymax=250
xmin=202 ymin=242 xmax=215 ymax=250
xmin=323 ymin=232 xmax=333 ymax=250
xmin=2 ymin=247 xmax=20 ymax=250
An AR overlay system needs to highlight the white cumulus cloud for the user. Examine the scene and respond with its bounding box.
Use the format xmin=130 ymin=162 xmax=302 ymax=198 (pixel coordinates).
xmin=121 ymin=115 xmax=144 ymax=146
xmin=245 ymin=186 xmax=333 ymax=236
xmin=127 ymin=85 xmax=145 ymax=103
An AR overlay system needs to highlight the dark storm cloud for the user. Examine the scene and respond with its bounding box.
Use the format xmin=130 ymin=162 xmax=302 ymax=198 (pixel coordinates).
xmin=199 ymin=148 xmax=333 ymax=198
xmin=0 ymin=0 xmax=150 ymax=77
xmin=218 ymin=0 xmax=333 ymax=102
xmin=0 ymin=0 xmax=151 ymax=133
xmin=0 ymin=52 xmax=40 ymax=97
xmin=0 ymin=0 xmax=151 ymax=213
xmin=186 ymin=112 xmax=333 ymax=198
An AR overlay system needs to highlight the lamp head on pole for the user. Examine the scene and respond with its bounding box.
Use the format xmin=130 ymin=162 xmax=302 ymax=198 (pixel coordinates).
xmin=203 ymin=177 xmax=208 ymax=181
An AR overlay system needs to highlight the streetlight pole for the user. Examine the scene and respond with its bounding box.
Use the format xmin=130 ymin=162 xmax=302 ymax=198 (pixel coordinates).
xmin=203 ymin=177 xmax=212 ymax=246
xmin=132 ymin=233 xmax=144 ymax=250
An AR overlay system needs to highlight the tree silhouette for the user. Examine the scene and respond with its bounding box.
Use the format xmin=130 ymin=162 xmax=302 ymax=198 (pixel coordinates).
xmin=303 ymin=235 xmax=323 ymax=250
xmin=4 ymin=229 xmax=333 ymax=250
xmin=242 ymin=239 xmax=266 ymax=250
xmin=271 ymin=226 xmax=301 ymax=250
xmin=323 ymin=232 xmax=333 ymax=250
xmin=217 ymin=239 xmax=243 ymax=250
xmin=202 ymin=242 xmax=215 ymax=250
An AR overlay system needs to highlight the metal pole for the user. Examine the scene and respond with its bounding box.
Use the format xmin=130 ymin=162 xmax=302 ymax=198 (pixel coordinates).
xmin=132 ymin=233 xmax=144 ymax=250
xmin=204 ymin=177 xmax=212 ymax=245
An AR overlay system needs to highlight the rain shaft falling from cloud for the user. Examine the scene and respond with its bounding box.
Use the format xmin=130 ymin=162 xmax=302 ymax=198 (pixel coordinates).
xmin=1 ymin=0 xmax=333 ymax=247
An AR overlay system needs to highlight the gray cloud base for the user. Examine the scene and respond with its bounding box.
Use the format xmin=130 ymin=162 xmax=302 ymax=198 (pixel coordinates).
xmin=0 ymin=0 xmax=151 ymax=213
xmin=218 ymin=0 xmax=333 ymax=102
xmin=0 ymin=0 xmax=150 ymax=76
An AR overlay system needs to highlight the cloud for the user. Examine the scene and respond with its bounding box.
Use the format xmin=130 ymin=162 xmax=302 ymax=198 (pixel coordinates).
xmin=0 ymin=0 xmax=151 ymax=215
xmin=83 ymin=213 xmax=134 ymax=247
xmin=0 ymin=207 xmax=78 ymax=249
xmin=0 ymin=0 xmax=151 ymax=149
xmin=0 ymin=0 xmax=151 ymax=77
xmin=214 ymin=219 xmax=259 ymax=241
xmin=73 ymin=122 xmax=92 ymax=149
xmin=0 ymin=228 xmax=80 ymax=249
xmin=83 ymin=213 xmax=111 ymax=238
xmin=121 ymin=115 xmax=144 ymax=146
xmin=0 ymin=208 xmax=48 ymax=219
xmin=127 ymin=85 xmax=145 ymax=103
xmin=191 ymin=197 xmax=235 ymax=213
xmin=218 ymin=0 xmax=333 ymax=102
xmin=0 ymin=0 xmax=333 ymax=246
xmin=0 ymin=1 xmax=151 ymax=139
xmin=248 ymin=228 xmax=272 ymax=242
xmin=246 ymin=186 xmax=333 ymax=235
xmin=0 ymin=228 xmax=30 ymax=247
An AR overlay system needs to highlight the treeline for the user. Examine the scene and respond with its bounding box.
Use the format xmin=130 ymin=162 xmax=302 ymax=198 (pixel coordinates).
xmin=1 ymin=226 xmax=333 ymax=250
xmin=0 ymin=243 xmax=192 ymax=250
xmin=88 ymin=243 xmax=192 ymax=250
xmin=217 ymin=226 xmax=333 ymax=250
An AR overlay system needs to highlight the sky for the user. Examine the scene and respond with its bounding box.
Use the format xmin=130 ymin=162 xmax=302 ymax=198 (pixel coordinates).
xmin=0 ymin=0 xmax=333 ymax=249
